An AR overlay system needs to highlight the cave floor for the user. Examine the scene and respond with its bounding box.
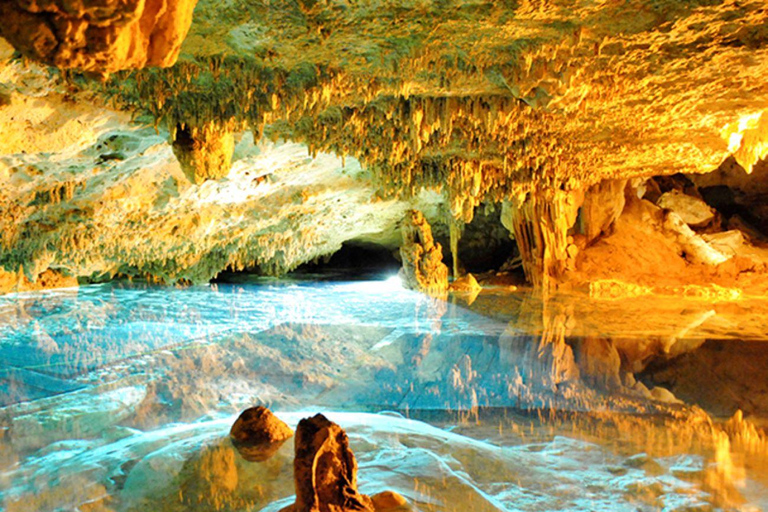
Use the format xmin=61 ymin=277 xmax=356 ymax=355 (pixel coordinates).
xmin=0 ymin=277 xmax=766 ymax=511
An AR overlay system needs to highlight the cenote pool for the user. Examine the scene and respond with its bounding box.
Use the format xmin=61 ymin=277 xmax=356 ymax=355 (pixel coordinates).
xmin=0 ymin=277 xmax=766 ymax=511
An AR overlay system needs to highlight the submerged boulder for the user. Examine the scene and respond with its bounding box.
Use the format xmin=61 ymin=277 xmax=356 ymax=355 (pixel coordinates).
xmin=230 ymin=406 xmax=294 ymax=462
xmin=399 ymin=210 xmax=449 ymax=297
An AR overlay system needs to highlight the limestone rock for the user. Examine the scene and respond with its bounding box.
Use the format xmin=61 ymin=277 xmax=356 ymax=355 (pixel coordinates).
xmin=702 ymin=230 xmax=745 ymax=257
xmin=282 ymin=413 xmax=375 ymax=512
xmin=172 ymin=121 xmax=235 ymax=184
xmin=230 ymin=406 xmax=293 ymax=463
xmin=370 ymin=491 xmax=409 ymax=511
xmin=501 ymin=188 xmax=582 ymax=289
xmin=662 ymin=212 xmax=729 ymax=266
xmin=657 ymin=190 xmax=716 ymax=228
xmin=580 ymin=179 xmax=627 ymax=244
xmin=399 ymin=210 xmax=448 ymax=297
xmin=449 ymin=273 xmax=481 ymax=294
xmin=0 ymin=0 xmax=198 ymax=74
xmin=0 ymin=268 xmax=78 ymax=295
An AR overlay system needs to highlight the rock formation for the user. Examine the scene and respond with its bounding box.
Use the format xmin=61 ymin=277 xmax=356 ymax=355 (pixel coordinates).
xmin=0 ymin=0 xmax=198 ymax=74
xmin=230 ymin=406 xmax=294 ymax=463
xmin=172 ymin=121 xmax=235 ymax=184
xmin=398 ymin=210 xmax=449 ymax=297
xmin=1 ymin=0 xmax=768 ymax=293
xmin=501 ymin=189 xmax=582 ymax=290
xmin=282 ymin=413 xmax=375 ymax=512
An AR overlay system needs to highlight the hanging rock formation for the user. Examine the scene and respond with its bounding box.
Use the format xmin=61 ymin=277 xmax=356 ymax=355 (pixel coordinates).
xmin=172 ymin=121 xmax=236 ymax=184
xmin=230 ymin=406 xmax=294 ymax=463
xmin=0 ymin=0 xmax=198 ymax=74
xmin=281 ymin=413 xmax=375 ymax=512
xmin=399 ymin=210 xmax=449 ymax=297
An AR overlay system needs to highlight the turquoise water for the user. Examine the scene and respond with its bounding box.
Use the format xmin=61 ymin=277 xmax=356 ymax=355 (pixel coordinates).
xmin=0 ymin=278 xmax=765 ymax=511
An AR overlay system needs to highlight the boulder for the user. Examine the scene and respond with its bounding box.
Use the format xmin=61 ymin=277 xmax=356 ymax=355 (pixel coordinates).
xmin=701 ymin=230 xmax=745 ymax=257
xmin=230 ymin=406 xmax=293 ymax=462
xmin=657 ymin=190 xmax=716 ymax=228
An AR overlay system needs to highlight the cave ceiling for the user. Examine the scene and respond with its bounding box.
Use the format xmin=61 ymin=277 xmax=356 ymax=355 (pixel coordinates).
xmin=1 ymin=0 xmax=768 ymax=286
xmin=109 ymin=0 xmax=768 ymax=208
xmin=2 ymin=0 xmax=767 ymax=207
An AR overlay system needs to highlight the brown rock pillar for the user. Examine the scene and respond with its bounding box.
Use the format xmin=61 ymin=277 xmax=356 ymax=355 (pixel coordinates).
xmin=398 ymin=210 xmax=449 ymax=297
xmin=283 ymin=414 xmax=375 ymax=512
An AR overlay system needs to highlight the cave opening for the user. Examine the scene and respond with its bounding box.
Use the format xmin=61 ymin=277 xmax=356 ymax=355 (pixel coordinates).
xmin=291 ymin=242 xmax=401 ymax=279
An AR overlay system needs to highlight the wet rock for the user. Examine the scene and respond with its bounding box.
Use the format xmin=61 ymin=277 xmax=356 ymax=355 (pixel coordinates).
xmin=230 ymin=406 xmax=293 ymax=462
xmin=0 ymin=0 xmax=198 ymax=74
xmin=282 ymin=413 xmax=375 ymax=512
xmin=186 ymin=442 xmax=239 ymax=508
xmin=449 ymin=273 xmax=481 ymax=293
xmin=370 ymin=491 xmax=409 ymax=511
xmin=399 ymin=210 xmax=449 ymax=297
xmin=172 ymin=121 xmax=235 ymax=184
xmin=0 ymin=268 xmax=78 ymax=295
xmin=657 ymin=190 xmax=716 ymax=228
xmin=449 ymin=273 xmax=481 ymax=305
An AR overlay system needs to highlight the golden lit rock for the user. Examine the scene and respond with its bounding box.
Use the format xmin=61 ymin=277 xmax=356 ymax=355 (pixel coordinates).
xmin=0 ymin=0 xmax=198 ymax=74
xmin=171 ymin=121 xmax=235 ymax=184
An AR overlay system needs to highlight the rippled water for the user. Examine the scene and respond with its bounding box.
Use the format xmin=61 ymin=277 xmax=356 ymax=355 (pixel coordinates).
xmin=0 ymin=277 xmax=766 ymax=511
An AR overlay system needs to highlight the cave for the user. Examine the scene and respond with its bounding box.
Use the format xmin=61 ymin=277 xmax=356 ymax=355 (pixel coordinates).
xmin=1 ymin=1 xmax=768 ymax=511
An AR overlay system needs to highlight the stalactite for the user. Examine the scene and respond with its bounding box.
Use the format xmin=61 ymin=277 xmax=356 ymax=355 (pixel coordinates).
xmin=502 ymin=188 xmax=582 ymax=290
xmin=449 ymin=217 xmax=463 ymax=280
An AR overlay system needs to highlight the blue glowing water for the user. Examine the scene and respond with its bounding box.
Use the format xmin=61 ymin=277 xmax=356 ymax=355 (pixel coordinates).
xmin=0 ymin=279 xmax=765 ymax=511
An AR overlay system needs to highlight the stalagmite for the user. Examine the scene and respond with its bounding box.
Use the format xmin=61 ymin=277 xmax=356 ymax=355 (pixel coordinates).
xmin=399 ymin=210 xmax=449 ymax=297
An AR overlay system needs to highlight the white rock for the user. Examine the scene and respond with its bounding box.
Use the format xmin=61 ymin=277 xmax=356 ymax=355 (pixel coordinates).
xmin=657 ymin=190 xmax=716 ymax=228
xmin=650 ymin=386 xmax=683 ymax=404
xmin=702 ymin=230 xmax=745 ymax=256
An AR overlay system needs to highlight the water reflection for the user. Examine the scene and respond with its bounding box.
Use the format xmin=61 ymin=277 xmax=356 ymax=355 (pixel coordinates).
xmin=0 ymin=280 xmax=765 ymax=510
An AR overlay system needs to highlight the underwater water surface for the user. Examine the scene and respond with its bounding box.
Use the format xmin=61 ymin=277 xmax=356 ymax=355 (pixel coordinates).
xmin=0 ymin=277 xmax=766 ymax=511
